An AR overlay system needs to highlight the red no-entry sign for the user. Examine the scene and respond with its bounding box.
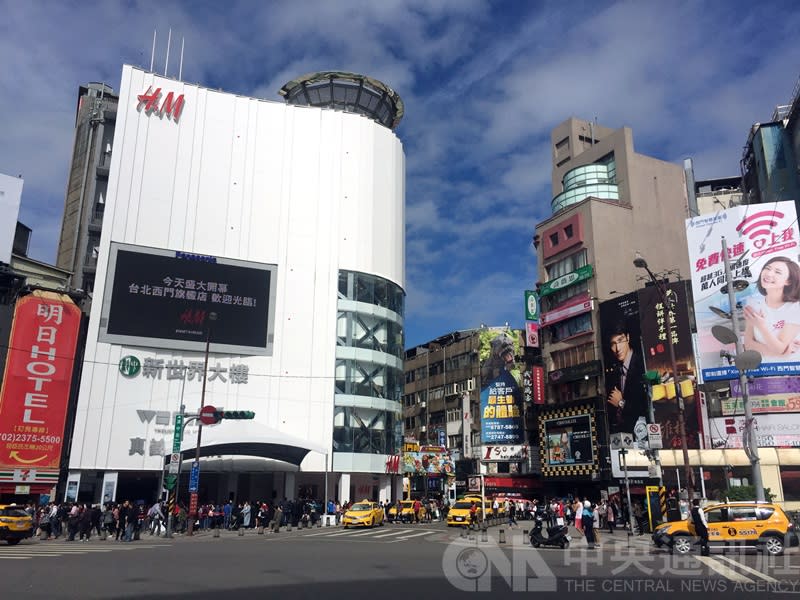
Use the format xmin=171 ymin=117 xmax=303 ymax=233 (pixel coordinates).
xmin=199 ymin=405 xmax=219 ymax=425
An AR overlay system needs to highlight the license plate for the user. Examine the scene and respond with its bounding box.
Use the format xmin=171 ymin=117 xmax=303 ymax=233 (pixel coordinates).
xmin=455 ymin=517 xmax=463 ymax=521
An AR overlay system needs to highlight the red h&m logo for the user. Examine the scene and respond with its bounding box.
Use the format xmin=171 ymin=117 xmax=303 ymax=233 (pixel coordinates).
xmin=137 ymin=86 xmax=185 ymax=122
xmin=385 ymin=454 xmax=401 ymax=474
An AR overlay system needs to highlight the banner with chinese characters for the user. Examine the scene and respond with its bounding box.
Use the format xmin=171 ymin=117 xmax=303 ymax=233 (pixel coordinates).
xmin=600 ymin=292 xmax=700 ymax=450
xmin=710 ymin=413 xmax=800 ymax=448
xmin=99 ymin=242 xmax=277 ymax=355
xmin=0 ymin=292 xmax=81 ymax=474
xmin=723 ymin=376 xmax=800 ymax=415
xmin=686 ymin=201 xmax=800 ymax=381
xmin=479 ymin=328 xmax=524 ymax=445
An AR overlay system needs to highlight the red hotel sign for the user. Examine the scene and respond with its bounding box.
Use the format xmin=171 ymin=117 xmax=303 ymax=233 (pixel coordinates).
xmin=0 ymin=293 xmax=81 ymax=470
xmin=137 ymin=86 xmax=185 ymax=121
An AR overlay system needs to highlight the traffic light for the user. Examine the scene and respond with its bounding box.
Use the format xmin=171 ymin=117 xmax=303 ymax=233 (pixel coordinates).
xmin=220 ymin=410 xmax=255 ymax=420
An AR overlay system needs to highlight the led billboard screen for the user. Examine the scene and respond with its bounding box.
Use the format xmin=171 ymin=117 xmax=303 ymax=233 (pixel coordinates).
xmin=99 ymin=243 xmax=277 ymax=355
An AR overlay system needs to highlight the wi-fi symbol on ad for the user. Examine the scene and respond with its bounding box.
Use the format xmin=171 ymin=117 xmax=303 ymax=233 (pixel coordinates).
xmin=735 ymin=210 xmax=785 ymax=240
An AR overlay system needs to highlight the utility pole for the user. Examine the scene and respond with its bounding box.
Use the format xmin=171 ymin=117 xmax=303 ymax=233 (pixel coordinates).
xmin=186 ymin=311 xmax=217 ymax=536
xmin=634 ymin=255 xmax=694 ymax=501
xmin=721 ymin=237 xmax=765 ymax=501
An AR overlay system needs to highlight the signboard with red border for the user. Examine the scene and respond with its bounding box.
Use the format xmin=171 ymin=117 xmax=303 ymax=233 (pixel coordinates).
xmin=0 ymin=292 xmax=81 ymax=471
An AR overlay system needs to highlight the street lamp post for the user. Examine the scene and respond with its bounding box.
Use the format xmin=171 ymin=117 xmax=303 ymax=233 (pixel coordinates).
xmin=719 ymin=237 xmax=765 ymax=501
xmin=186 ymin=311 xmax=217 ymax=536
xmin=634 ymin=254 xmax=694 ymax=501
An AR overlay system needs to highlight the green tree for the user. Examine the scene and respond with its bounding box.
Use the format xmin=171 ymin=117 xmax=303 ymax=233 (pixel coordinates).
xmin=725 ymin=485 xmax=775 ymax=502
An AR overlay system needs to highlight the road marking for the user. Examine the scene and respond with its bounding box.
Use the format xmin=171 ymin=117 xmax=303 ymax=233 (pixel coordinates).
xmin=394 ymin=531 xmax=435 ymax=540
xmin=371 ymin=530 xmax=413 ymax=539
xmin=696 ymin=556 xmax=753 ymax=583
xmin=715 ymin=555 xmax=780 ymax=583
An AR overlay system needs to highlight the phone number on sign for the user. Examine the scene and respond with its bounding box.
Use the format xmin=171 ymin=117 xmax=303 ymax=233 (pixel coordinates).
xmin=0 ymin=433 xmax=62 ymax=444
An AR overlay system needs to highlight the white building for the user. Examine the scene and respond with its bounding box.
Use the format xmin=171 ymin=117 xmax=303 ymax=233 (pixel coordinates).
xmin=66 ymin=66 xmax=406 ymax=506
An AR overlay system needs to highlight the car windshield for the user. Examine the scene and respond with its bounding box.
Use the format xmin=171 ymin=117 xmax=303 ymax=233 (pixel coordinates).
xmin=453 ymin=502 xmax=473 ymax=509
xmin=0 ymin=508 xmax=29 ymax=517
xmin=350 ymin=503 xmax=371 ymax=511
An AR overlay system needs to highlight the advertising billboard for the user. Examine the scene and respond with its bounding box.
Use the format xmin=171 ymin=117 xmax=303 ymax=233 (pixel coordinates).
xmin=686 ymin=201 xmax=800 ymax=381
xmin=538 ymin=405 xmax=598 ymax=478
xmin=710 ymin=413 xmax=800 ymax=448
xmin=600 ymin=290 xmax=700 ymax=450
xmin=723 ymin=376 xmax=800 ymax=415
xmin=0 ymin=292 xmax=81 ymax=475
xmin=479 ymin=328 xmax=524 ymax=446
xmin=402 ymin=446 xmax=455 ymax=475
xmin=99 ymin=242 xmax=277 ymax=355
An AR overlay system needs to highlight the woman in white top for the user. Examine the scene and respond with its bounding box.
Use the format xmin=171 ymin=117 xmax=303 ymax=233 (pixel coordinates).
xmin=744 ymin=256 xmax=800 ymax=360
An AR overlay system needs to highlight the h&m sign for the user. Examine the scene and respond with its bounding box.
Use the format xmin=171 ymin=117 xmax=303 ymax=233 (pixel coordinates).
xmin=137 ymin=86 xmax=185 ymax=122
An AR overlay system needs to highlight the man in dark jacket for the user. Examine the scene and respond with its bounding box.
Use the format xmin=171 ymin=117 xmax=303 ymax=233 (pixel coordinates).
xmin=691 ymin=499 xmax=709 ymax=556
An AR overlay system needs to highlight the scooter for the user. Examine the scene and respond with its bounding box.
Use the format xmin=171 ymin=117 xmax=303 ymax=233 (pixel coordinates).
xmin=529 ymin=515 xmax=571 ymax=549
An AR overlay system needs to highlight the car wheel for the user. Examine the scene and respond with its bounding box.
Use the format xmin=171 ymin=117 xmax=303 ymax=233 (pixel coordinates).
xmin=762 ymin=535 xmax=784 ymax=556
xmin=6 ymin=539 xmax=20 ymax=546
xmin=672 ymin=535 xmax=692 ymax=555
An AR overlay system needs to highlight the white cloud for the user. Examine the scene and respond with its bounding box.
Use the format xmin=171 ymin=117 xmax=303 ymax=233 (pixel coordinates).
xmin=0 ymin=0 xmax=797 ymax=345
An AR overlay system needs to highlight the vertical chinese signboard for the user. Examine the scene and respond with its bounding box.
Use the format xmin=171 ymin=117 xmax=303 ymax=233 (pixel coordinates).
xmin=0 ymin=292 xmax=81 ymax=489
xmin=686 ymin=201 xmax=800 ymax=380
xmin=637 ymin=281 xmax=700 ymax=450
xmin=479 ymin=328 xmax=524 ymax=445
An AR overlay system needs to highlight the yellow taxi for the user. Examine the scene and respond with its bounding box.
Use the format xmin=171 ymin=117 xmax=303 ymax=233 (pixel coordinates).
xmin=0 ymin=504 xmax=34 ymax=545
xmin=652 ymin=501 xmax=798 ymax=556
xmin=342 ymin=500 xmax=385 ymax=528
xmin=388 ymin=500 xmax=416 ymax=523
xmin=447 ymin=499 xmax=481 ymax=527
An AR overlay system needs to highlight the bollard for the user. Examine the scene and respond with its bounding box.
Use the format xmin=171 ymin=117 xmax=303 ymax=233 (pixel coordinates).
xmin=317 ymin=519 xmax=322 ymax=528
xmin=480 ymin=528 xmax=488 ymax=542
xmin=238 ymin=527 xmax=244 ymax=536
xmin=287 ymin=522 xmax=292 ymax=531
xmin=258 ymin=526 xmax=264 ymax=535
xmin=460 ymin=527 xmax=467 ymax=538
xmin=498 ymin=529 xmax=506 ymax=544
xmin=213 ymin=527 xmax=220 ymax=538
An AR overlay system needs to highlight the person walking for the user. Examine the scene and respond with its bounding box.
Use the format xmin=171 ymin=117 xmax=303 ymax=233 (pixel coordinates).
xmin=691 ymin=499 xmax=709 ymax=556
xmin=582 ymin=500 xmax=598 ymax=548
xmin=507 ymin=500 xmax=519 ymax=528
xmin=606 ymin=501 xmax=615 ymax=534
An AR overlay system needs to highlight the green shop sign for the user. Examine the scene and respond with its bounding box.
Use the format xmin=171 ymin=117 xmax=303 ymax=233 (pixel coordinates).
xmin=538 ymin=264 xmax=594 ymax=297
xmin=119 ymin=355 xmax=141 ymax=377
xmin=524 ymin=290 xmax=539 ymax=321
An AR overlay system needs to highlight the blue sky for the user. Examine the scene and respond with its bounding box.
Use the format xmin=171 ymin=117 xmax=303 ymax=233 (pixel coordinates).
xmin=1 ymin=0 xmax=799 ymax=349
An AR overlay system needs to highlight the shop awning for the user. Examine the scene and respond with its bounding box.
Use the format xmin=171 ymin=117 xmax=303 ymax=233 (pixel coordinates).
xmin=180 ymin=421 xmax=327 ymax=466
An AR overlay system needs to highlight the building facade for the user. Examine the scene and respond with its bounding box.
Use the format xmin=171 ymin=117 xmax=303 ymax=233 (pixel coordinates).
xmin=56 ymin=83 xmax=119 ymax=296
xmin=534 ymin=117 xmax=691 ymax=497
xmin=64 ymin=66 xmax=406 ymax=506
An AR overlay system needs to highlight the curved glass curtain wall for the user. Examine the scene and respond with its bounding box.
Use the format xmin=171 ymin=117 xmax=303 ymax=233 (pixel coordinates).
xmin=551 ymin=160 xmax=619 ymax=213
xmin=334 ymin=271 xmax=404 ymax=455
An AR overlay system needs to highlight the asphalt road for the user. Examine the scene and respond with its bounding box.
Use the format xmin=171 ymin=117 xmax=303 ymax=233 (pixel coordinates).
xmin=1 ymin=522 xmax=798 ymax=599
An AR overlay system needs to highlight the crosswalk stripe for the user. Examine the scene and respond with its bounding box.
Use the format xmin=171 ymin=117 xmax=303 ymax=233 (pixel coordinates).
xmin=715 ymin=555 xmax=779 ymax=583
xmin=696 ymin=556 xmax=752 ymax=584
xmin=371 ymin=530 xmax=412 ymax=539
xmin=393 ymin=531 xmax=434 ymax=540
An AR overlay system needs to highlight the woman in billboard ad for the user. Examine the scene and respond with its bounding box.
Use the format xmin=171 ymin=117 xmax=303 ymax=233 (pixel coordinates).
xmin=743 ymin=255 xmax=800 ymax=360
